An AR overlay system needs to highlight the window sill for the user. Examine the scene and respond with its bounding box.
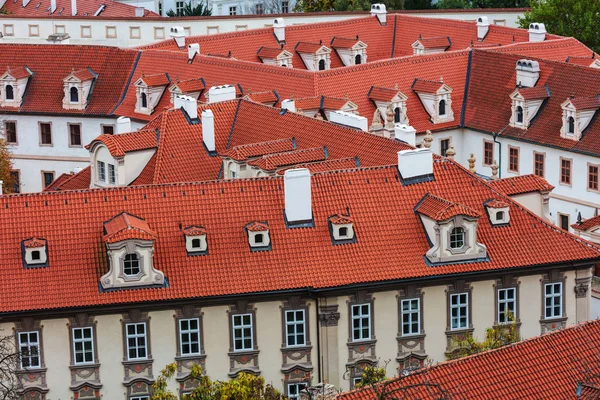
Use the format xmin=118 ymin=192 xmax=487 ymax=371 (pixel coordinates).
xmin=16 ymin=366 xmax=46 ymax=374
xmin=70 ymin=362 xmax=100 ymax=370
xmin=122 ymin=357 xmax=153 ymax=366
xmin=281 ymin=344 xmax=312 ymax=352
xmin=175 ymin=353 xmax=206 ymax=361
xmin=228 ymin=349 xmax=259 ymax=357
xmin=397 ymin=332 xmax=426 ymax=340
xmin=347 ymin=338 xmax=377 ymax=346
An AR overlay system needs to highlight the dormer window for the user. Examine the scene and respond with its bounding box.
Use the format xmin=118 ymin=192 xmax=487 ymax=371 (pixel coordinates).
xmin=183 ymin=225 xmax=208 ymax=255
xmin=355 ymin=54 xmax=362 ymax=65
xmin=509 ymin=86 xmax=548 ymax=129
xmin=123 ymin=253 xmax=141 ymax=276
xmin=21 ymin=238 xmax=49 ymax=268
xmin=319 ymin=59 xmax=326 ymax=71
xmin=438 ymin=99 xmax=446 ymax=117
xmin=449 ymin=227 xmax=464 ymax=249
xmin=295 ymin=42 xmax=332 ymax=71
xmin=140 ymin=92 xmax=148 ymax=109
xmin=567 ymin=116 xmax=575 ymax=134
xmin=560 ymin=96 xmax=600 ymax=141
xmin=5 ymin=85 xmax=14 ymax=101
xmin=32 ymin=250 xmax=41 ymax=261
xmin=330 ymin=37 xmax=368 ymax=67
xmin=516 ymin=106 xmax=524 ymax=124
xmin=485 ymin=199 xmax=510 ymax=226
xmin=62 ymin=68 xmax=97 ymax=110
xmin=70 ymin=87 xmax=79 ymax=103
xmin=328 ymin=214 xmax=356 ymax=245
xmin=134 ymin=73 xmax=170 ymax=115
xmin=245 ymin=221 xmax=270 ymax=251
xmin=254 ymin=233 xmax=265 ymax=244
xmin=411 ymin=36 xmax=451 ymax=55
xmin=0 ymin=66 xmax=32 ymax=108
xmin=412 ymin=79 xmax=454 ymax=124
xmin=257 ymin=47 xmax=294 ymax=68
xmin=369 ymin=85 xmax=409 ymax=127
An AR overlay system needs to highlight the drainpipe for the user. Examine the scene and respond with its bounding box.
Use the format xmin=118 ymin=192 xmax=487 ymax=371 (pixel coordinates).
xmin=313 ymin=291 xmax=322 ymax=383
xmin=493 ymin=132 xmax=502 ymax=179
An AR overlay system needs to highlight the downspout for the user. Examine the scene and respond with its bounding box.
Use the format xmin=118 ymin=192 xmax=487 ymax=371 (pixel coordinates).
xmin=314 ymin=293 xmax=322 ymax=382
xmin=493 ymin=132 xmax=502 ymax=179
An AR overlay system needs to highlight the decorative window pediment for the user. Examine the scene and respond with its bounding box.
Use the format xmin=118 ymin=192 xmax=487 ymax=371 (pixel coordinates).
xmin=559 ymin=96 xmax=600 ymax=140
xmin=509 ymin=86 xmax=549 ymax=129
xmin=368 ymin=85 xmax=409 ymax=126
xmin=100 ymin=212 xmax=165 ymax=290
xmin=415 ymin=194 xmax=487 ymax=265
xmin=295 ymin=42 xmax=332 ymax=71
xmin=257 ymin=47 xmax=294 ymax=68
xmin=328 ymin=214 xmax=356 ymax=245
xmin=484 ymin=199 xmax=510 ymax=226
xmin=169 ymin=77 xmax=205 ymax=104
xmin=245 ymin=221 xmax=271 ymax=251
xmin=62 ymin=68 xmax=97 ymax=110
xmin=134 ymin=73 xmax=170 ymax=115
xmin=411 ymin=36 xmax=450 ymax=55
xmin=0 ymin=66 xmax=32 ymax=108
xmin=330 ymin=37 xmax=368 ymax=66
xmin=412 ymin=79 xmax=454 ymax=124
xmin=21 ymin=238 xmax=48 ymax=268
xmin=183 ymin=225 xmax=208 ymax=255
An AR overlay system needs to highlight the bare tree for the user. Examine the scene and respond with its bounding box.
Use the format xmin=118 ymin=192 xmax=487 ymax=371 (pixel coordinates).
xmin=0 ymin=332 xmax=23 ymax=399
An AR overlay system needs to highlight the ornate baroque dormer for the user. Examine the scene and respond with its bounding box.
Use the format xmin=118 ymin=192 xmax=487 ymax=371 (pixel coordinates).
xmin=559 ymin=96 xmax=600 ymax=141
xmin=412 ymin=78 xmax=454 ymax=124
xmin=100 ymin=212 xmax=165 ymax=290
xmin=0 ymin=66 xmax=32 ymax=108
xmin=330 ymin=36 xmax=368 ymax=66
xmin=63 ymin=68 xmax=98 ymax=110
xmin=295 ymin=42 xmax=332 ymax=71
xmin=257 ymin=47 xmax=294 ymax=68
xmin=368 ymin=84 xmax=409 ymax=126
xmin=509 ymin=85 xmax=549 ymax=129
xmin=134 ymin=73 xmax=171 ymax=115
xmin=169 ymin=77 xmax=206 ymax=104
xmin=415 ymin=194 xmax=487 ymax=265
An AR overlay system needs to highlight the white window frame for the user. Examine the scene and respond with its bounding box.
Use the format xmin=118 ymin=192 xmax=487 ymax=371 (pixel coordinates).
xmin=125 ymin=322 xmax=148 ymax=360
xmin=108 ymin=163 xmax=116 ymax=185
xmin=401 ymin=298 xmax=420 ymax=336
xmin=287 ymin=382 xmax=308 ymax=399
xmin=179 ymin=318 xmax=201 ymax=356
xmin=450 ymin=293 xmax=468 ymax=330
xmin=18 ymin=331 xmax=41 ymax=369
xmin=130 ymin=397 xmax=150 ymax=400
xmin=351 ymin=303 xmax=371 ymax=342
xmin=497 ymin=288 xmax=516 ymax=324
xmin=285 ymin=309 xmax=306 ymax=348
xmin=544 ymin=282 xmax=562 ymax=319
xmin=232 ymin=313 xmax=253 ymax=352
xmin=72 ymin=327 xmax=95 ymax=365
xmin=97 ymin=161 xmax=106 ymax=182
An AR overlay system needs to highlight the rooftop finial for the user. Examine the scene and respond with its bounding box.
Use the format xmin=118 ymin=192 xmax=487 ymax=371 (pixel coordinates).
xmin=491 ymin=160 xmax=499 ymax=180
xmin=423 ymin=130 xmax=433 ymax=148
xmin=446 ymin=145 xmax=456 ymax=160
xmin=468 ymin=153 xmax=476 ymax=173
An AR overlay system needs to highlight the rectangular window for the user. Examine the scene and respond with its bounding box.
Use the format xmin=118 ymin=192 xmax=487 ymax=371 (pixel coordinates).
xmin=255 ymin=3 xmax=264 ymax=14
xmin=81 ymin=25 xmax=92 ymax=38
xmin=235 ymin=25 xmax=248 ymax=31
xmin=207 ymin=26 xmax=219 ymax=35
xmin=69 ymin=123 xmax=82 ymax=147
xmin=351 ymin=304 xmax=371 ymax=341
xmin=18 ymin=331 xmax=41 ymax=368
xmin=5 ymin=121 xmax=17 ymax=144
xmin=508 ymin=146 xmax=519 ymax=173
xmin=497 ymin=288 xmax=516 ymax=324
xmin=42 ymin=171 xmax=55 ymax=189
xmin=534 ymin=152 xmax=545 ymax=177
xmin=126 ymin=323 xmax=147 ymax=360
xmin=154 ymin=27 xmax=165 ymax=39
xmin=3 ymin=24 xmax=14 ymax=37
xmin=229 ymin=6 xmax=237 ymax=15
xmin=401 ymin=299 xmax=420 ymax=336
xmin=55 ymin=25 xmax=66 ymax=34
xmin=108 ymin=164 xmax=116 ymax=184
xmin=102 ymin=125 xmax=115 ymax=135
xmin=450 ymin=293 xmax=468 ymax=330
xmin=10 ymin=170 xmax=20 ymax=193
xmin=106 ymin=26 xmax=117 ymax=39
xmin=559 ymin=213 xmax=569 ymax=231
xmin=232 ymin=314 xmax=253 ymax=351
xmin=440 ymin=139 xmax=450 ymax=157
xmin=130 ymin=26 xmax=141 ymax=39
xmin=179 ymin=318 xmax=201 ymax=356
xmin=483 ymin=141 xmax=494 ymax=166
xmin=130 ymin=397 xmax=150 ymax=400
xmin=560 ymin=158 xmax=571 ymax=185
xmin=288 ymin=383 xmax=307 ymax=399
xmin=544 ymin=283 xmax=562 ymax=319
xmin=175 ymin=1 xmax=184 ymax=15
xmin=282 ymin=1 xmax=289 ymax=12
xmin=28 ymin=25 xmax=40 ymax=37
xmin=39 ymin=123 xmax=52 ymax=145
xmin=589 ymin=164 xmax=599 ymax=191
xmin=97 ymin=161 xmax=106 ymax=182
xmin=285 ymin=310 xmax=306 ymax=347
xmin=72 ymin=327 xmax=94 ymax=364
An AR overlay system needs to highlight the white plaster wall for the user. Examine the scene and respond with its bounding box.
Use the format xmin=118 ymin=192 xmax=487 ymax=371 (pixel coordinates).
xmin=149 ymin=310 xmax=179 ymax=393
xmin=201 ymin=305 xmax=231 ymax=380
xmin=564 ymin=270 xmax=576 ymax=327
xmin=373 ymin=291 xmax=398 ymax=379
xmin=517 ymin=274 xmax=541 ymax=339
xmin=470 ymin=280 xmax=494 ymax=341
xmin=42 ymin=318 xmax=71 ymax=400
xmin=96 ymin=314 xmax=128 ymax=399
xmin=255 ymin=301 xmax=284 ymax=388
xmin=420 ymin=285 xmax=446 ymax=362
xmin=123 ymin=148 xmax=156 ymax=185
xmin=512 ymin=192 xmax=543 ymax=217
xmin=336 ymin=296 xmax=349 ymax=392
xmin=12 ymin=157 xmax=89 ymax=193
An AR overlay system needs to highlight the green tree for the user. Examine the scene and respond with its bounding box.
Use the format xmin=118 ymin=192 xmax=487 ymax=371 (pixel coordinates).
xmin=435 ymin=0 xmax=472 ymax=9
xmin=354 ymin=365 xmax=387 ymax=389
xmin=519 ymin=0 xmax=600 ymax=53
xmin=404 ymin=0 xmax=432 ymax=9
xmin=0 ymin=138 xmax=16 ymax=194
xmin=167 ymin=1 xmax=211 ymax=16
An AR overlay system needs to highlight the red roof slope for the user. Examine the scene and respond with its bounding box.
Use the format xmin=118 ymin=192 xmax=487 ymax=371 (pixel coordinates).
xmin=0 ymin=0 xmax=158 ymax=17
xmin=339 ymin=319 xmax=600 ymax=400
xmin=572 ymin=215 xmax=600 ymax=232
xmin=45 ymin=167 xmax=91 ymax=192
xmin=488 ymin=174 xmax=554 ymax=196
xmin=484 ymin=37 xmax=594 ymax=62
xmin=415 ymin=36 xmax=451 ymax=49
xmin=224 ymin=138 xmax=296 ymax=161
xmin=416 ymin=193 xmax=480 ymax=221
xmin=0 ymin=158 xmax=598 ymax=313
xmin=0 ymin=44 xmax=138 ymax=116
xmin=103 ymin=212 xmax=157 ymax=243
xmin=88 ymin=130 xmax=157 ymax=157
xmin=248 ymin=147 xmax=327 ymax=171
xmin=276 ymin=157 xmax=358 ymax=175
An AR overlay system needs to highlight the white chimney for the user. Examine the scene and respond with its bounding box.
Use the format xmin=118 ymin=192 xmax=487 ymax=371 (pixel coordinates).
xmin=516 ymin=59 xmax=540 ymax=88
xmin=202 ymin=109 xmax=215 ymax=152
xmin=182 ymin=95 xmax=198 ymax=119
xmin=188 ymin=43 xmax=200 ymax=62
xmin=0 ymin=0 xmax=6 ymax=8
xmin=116 ymin=116 xmax=132 ymax=134
xmin=273 ymin=18 xmax=285 ymax=43
xmin=397 ymin=148 xmax=433 ymax=180
xmin=284 ymin=168 xmax=312 ymax=225
xmin=22 ymin=0 xmax=31 ymax=6
xmin=74 ymin=167 xmax=83 ymax=173
xmin=170 ymin=26 xmax=186 ymax=49
xmin=0 ymin=180 xmax=3 ymax=194
xmin=329 ymin=111 xmax=368 ymax=132
xmin=207 ymin=85 xmax=236 ymax=103
xmin=71 ymin=0 xmax=77 ymax=15
xmin=395 ymin=124 xmax=416 ymax=146
xmin=476 ymin=16 xmax=489 ymax=40
xmin=134 ymin=6 xmax=144 ymax=17
xmin=528 ymin=23 xmax=546 ymax=43
xmin=370 ymin=3 xmax=387 ymax=25
xmin=49 ymin=0 xmax=56 ymax=12
xmin=281 ymin=99 xmax=296 ymax=113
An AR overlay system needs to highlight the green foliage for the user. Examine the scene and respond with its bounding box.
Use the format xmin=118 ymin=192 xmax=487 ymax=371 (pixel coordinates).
xmin=332 ymin=0 xmax=371 ymax=12
xmin=0 ymin=139 xmax=15 ymax=194
xmin=435 ymin=0 xmax=528 ymax=8
xmin=354 ymin=365 xmax=387 ymax=389
xmin=166 ymin=1 xmax=211 ymax=16
xmin=295 ymin=0 xmax=403 ymax=12
xmin=435 ymin=0 xmax=472 ymax=9
xmin=518 ymin=0 xmax=600 ymax=53
xmin=152 ymin=363 xmax=285 ymax=400
xmin=404 ymin=0 xmax=433 ymax=9
xmin=447 ymin=312 xmax=520 ymax=360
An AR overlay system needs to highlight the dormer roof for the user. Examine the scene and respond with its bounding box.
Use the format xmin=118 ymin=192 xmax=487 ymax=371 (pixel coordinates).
xmin=170 ymin=78 xmax=205 ymax=93
xmin=368 ymin=85 xmax=407 ymax=102
xmin=563 ymin=96 xmax=600 ymax=110
xmin=224 ymin=137 xmax=296 ymax=161
xmin=183 ymin=225 xmax=207 ymax=236
xmin=87 ymin=129 xmax=157 ymax=157
xmin=330 ymin=37 xmax=367 ymax=49
xmin=412 ymin=36 xmax=451 ymax=50
xmin=243 ymin=90 xmax=280 ymax=106
xmin=412 ymin=79 xmax=450 ymax=94
xmin=136 ymin=73 xmax=170 ymax=87
xmin=295 ymin=42 xmax=331 ymax=54
xmin=565 ymin=55 xmax=599 ymax=67
xmin=103 ymin=212 xmax=157 ymax=243
xmin=488 ymin=174 xmax=554 ymax=196
xmin=2 ymin=66 xmax=32 ymax=80
xmin=485 ymin=199 xmax=509 ymax=209
xmin=276 ymin=157 xmax=359 ymax=175
xmin=329 ymin=214 xmax=353 ymax=224
xmin=248 ymin=147 xmax=327 ymax=171
xmin=23 ymin=238 xmax=47 ymax=248
xmin=257 ymin=47 xmax=293 ymax=59
xmin=415 ymin=193 xmax=480 ymax=222
xmin=66 ymin=68 xmax=97 ymax=82
xmin=512 ymin=86 xmax=550 ymax=100
xmin=245 ymin=221 xmax=269 ymax=232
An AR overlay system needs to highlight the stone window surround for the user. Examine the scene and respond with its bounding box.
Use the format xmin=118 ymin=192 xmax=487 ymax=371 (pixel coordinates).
xmin=281 ymin=296 xmax=311 ymax=350
xmin=347 ymin=292 xmax=375 ymax=343
xmin=67 ymin=314 xmax=100 ymax=366
xmin=493 ymin=275 xmax=520 ymax=326
xmin=121 ymin=311 xmax=152 ymax=362
xmin=444 ymin=280 xmax=473 ymax=354
xmin=280 ymin=297 xmax=313 ymax=391
xmin=533 ymin=151 xmax=545 ymax=177
xmin=3 ymin=24 xmax=14 ymax=37
xmin=227 ymin=300 xmax=260 ymax=377
xmin=118 ymin=248 xmax=147 ymax=282
xmin=80 ymin=25 xmax=92 ymax=38
xmin=4 ymin=120 xmax=17 ymax=144
xmin=40 ymin=171 xmax=55 ymax=190
xmin=153 ymin=27 xmax=165 ymax=40
xmin=587 ymin=162 xmax=599 ymax=193
xmin=13 ymin=318 xmax=48 ymax=396
xmin=483 ymin=140 xmax=494 ymax=166
xmin=346 ymin=291 xmax=377 ymax=371
xmin=38 ymin=121 xmax=53 ymax=146
xmin=130 ymin=26 xmax=141 ymax=39
xmin=106 ymin=26 xmax=117 ymax=39
xmin=439 ymin=137 xmax=451 ymax=156
xmin=396 ymin=285 xmax=427 ymax=371
xmin=173 ymin=305 xmax=206 ymax=384
xmin=67 ymin=313 xmax=102 ymax=397
xmin=121 ymin=310 xmax=154 ymax=393
xmin=67 ymin=123 xmax=83 ymax=148
xmin=28 ymin=24 xmax=40 ymax=37
xmin=540 ymin=270 xmax=567 ymax=333
xmin=54 ymin=25 xmax=66 ymax=34
xmin=559 ymin=156 xmax=573 ymax=187
xmin=101 ymin=124 xmax=115 ymax=135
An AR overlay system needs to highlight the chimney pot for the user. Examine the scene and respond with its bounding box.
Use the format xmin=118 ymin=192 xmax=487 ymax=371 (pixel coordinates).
xmin=273 ymin=18 xmax=285 ymax=43
xmin=476 ymin=16 xmax=489 ymax=40
xmin=329 ymin=111 xmax=368 ymax=132
xmin=201 ymin=109 xmax=215 ymax=152
xmin=394 ymin=124 xmax=416 ymax=146
xmin=284 ymin=168 xmax=312 ymax=225
xmin=397 ymin=148 xmax=433 ymax=181
xmin=528 ymin=22 xmax=546 ymax=43
xmin=188 ymin=43 xmax=200 ymax=62
xmin=370 ymin=3 xmax=387 ymax=25
xmin=116 ymin=116 xmax=132 ymax=134
xmin=170 ymin=26 xmax=186 ymax=49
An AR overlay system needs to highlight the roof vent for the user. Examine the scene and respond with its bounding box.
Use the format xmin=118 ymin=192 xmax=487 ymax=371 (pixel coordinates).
xmin=516 ymin=59 xmax=540 ymax=88
xmin=281 ymin=99 xmax=296 ymax=113
xmin=22 ymin=238 xmax=49 ymax=268
xmin=397 ymin=148 xmax=433 ymax=184
xmin=188 ymin=43 xmax=200 ymax=63
xmin=201 ymin=109 xmax=215 ymax=154
xmin=170 ymin=26 xmax=186 ymax=49
xmin=329 ymin=111 xmax=368 ymax=132
xmin=370 ymin=3 xmax=386 ymax=25
xmin=476 ymin=16 xmax=489 ymax=40
xmin=245 ymin=221 xmax=271 ymax=251
xmin=394 ymin=124 xmax=416 ymax=146
xmin=116 ymin=116 xmax=132 ymax=134
xmin=284 ymin=168 xmax=313 ymax=227
xmin=273 ymin=18 xmax=285 ymax=43
xmin=207 ymin=84 xmax=236 ymax=103
xmin=528 ymin=23 xmax=546 ymax=43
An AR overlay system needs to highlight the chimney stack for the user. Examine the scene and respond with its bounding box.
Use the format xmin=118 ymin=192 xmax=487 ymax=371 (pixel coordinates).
xmin=528 ymin=23 xmax=546 ymax=43
xmin=0 ymin=180 xmax=3 ymax=194
xmin=202 ymin=109 xmax=215 ymax=152
xmin=170 ymin=26 xmax=186 ymax=49
xmin=476 ymin=16 xmax=489 ymax=41
xmin=370 ymin=4 xmax=387 ymax=25
xmin=394 ymin=124 xmax=416 ymax=146
xmin=134 ymin=6 xmax=144 ymax=17
xmin=397 ymin=148 xmax=433 ymax=181
xmin=0 ymin=0 xmax=6 ymax=8
xmin=116 ymin=116 xmax=132 ymax=134
xmin=182 ymin=95 xmax=198 ymax=119
xmin=22 ymin=0 xmax=30 ymax=6
xmin=281 ymin=99 xmax=296 ymax=113
xmin=188 ymin=43 xmax=200 ymax=62
xmin=50 ymin=0 xmax=56 ymax=12
xmin=284 ymin=169 xmax=312 ymax=226
xmin=273 ymin=18 xmax=285 ymax=43
xmin=329 ymin=111 xmax=368 ymax=132
xmin=207 ymin=85 xmax=236 ymax=103
xmin=515 ymin=59 xmax=540 ymax=88
xmin=71 ymin=0 xmax=77 ymax=15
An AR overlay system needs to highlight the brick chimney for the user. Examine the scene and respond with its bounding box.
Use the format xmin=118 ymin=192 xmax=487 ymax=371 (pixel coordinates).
xmin=516 ymin=59 xmax=540 ymax=88
xmin=284 ymin=169 xmax=312 ymax=226
xmin=528 ymin=23 xmax=546 ymax=42
xmin=476 ymin=16 xmax=489 ymax=41
xmin=201 ymin=109 xmax=215 ymax=152
xmin=273 ymin=18 xmax=285 ymax=43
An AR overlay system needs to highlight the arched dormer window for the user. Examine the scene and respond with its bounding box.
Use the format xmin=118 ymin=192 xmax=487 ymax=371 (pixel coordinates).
xmin=567 ymin=116 xmax=575 ymax=135
xmin=394 ymin=107 xmax=401 ymax=123
xmin=5 ymin=85 xmax=14 ymax=101
xmin=281 ymin=64 xmax=287 ymax=68
xmin=318 ymin=59 xmax=326 ymax=71
xmin=449 ymin=227 xmax=465 ymax=249
xmin=439 ymin=99 xmax=446 ymax=116
xmin=516 ymin=106 xmax=524 ymax=124
xmin=70 ymin=86 xmax=79 ymax=103
xmin=140 ymin=92 xmax=148 ymax=109
xmin=355 ymin=54 xmax=362 ymax=65
xmin=123 ymin=253 xmax=140 ymax=276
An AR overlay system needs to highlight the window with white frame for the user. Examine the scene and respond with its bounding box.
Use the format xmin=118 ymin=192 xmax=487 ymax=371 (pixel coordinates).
xmin=285 ymin=310 xmax=306 ymax=347
xmin=97 ymin=161 xmax=106 ymax=182
xmin=401 ymin=299 xmax=420 ymax=336
xmin=450 ymin=293 xmax=468 ymax=330
xmin=123 ymin=253 xmax=140 ymax=276
xmin=449 ymin=227 xmax=465 ymax=249
xmin=130 ymin=397 xmax=150 ymax=400
xmin=288 ymin=382 xmax=307 ymax=399
xmin=232 ymin=314 xmax=253 ymax=351
xmin=229 ymin=6 xmax=237 ymax=15
xmin=108 ymin=163 xmax=116 ymax=185
xmin=72 ymin=327 xmax=94 ymax=364
xmin=544 ymin=283 xmax=562 ymax=319
xmin=125 ymin=323 xmax=148 ymax=360
xmin=179 ymin=318 xmax=201 ymax=356
xmin=175 ymin=1 xmax=184 ymax=15
xmin=352 ymin=377 xmax=362 ymax=388
xmin=497 ymin=288 xmax=516 ymax=324
xmin=351 ymin=304 xmax=371 ymax=341
xmin=18 ymin=331 xmax=41 ymax=369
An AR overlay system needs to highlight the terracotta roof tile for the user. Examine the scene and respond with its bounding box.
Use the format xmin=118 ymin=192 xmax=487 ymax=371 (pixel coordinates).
xmin=172 ymin=78 xmax=205 ymax=93
xmin=566 ymin=55 xmax=598 ymax=67
xmin=23 ymin=238 xmax=47 ymax=248
xmin=516 ymin=86 xmax=549 ymax=100
xmin=224 ymin=138 xmax=296 ymax=161
xmin=486 ymin=199 xmax=509 ymax=209
xmin=368 ymin=86 xmax=401 ymax=102
xmin=416 ymin=193 xmax=480 ymax=221
xmin=183 ymin=226 xmax=206 ymax=236
xmin=572 ymin=215 xmax=600 ymax=231
xmin=412 ymin=78 xmax=444 ymax=93
xmin=484 ymin=37 xmax=594 ymax=62
xmin=329 ymin=214 xmax=353 ymax=224
xmin=45 ymin=167 xmax=91 ymax=191
xmin=257 ymin=47 xmax=287 ymax=59
xmin=103 ymin=212 xmax=157 ymax=244
xmin=276 ymin=157 xmax=359 ymax=175
xmin=294 ymin=96 xmax=350 ymax=111
xmin=72 ymin=68 xmax=97 ymax=81
xmin=248 ymin=147 xmax=327 ymax=171
xmin=245 ymin=221 xmax=269 ymax=231
xmin=244 ymin=90 xmax=279 ymax=105
xmin=87 ymin=130 xmax=157 ymax=158
xmin=570 ymin=96 xmax=600 ymax=110
xmin=295 ymin=42 xmax=329 ymax=54
xmin=140 ymin=73 xmax=170 ymax=87
xmin=4 ymin=66 xmax=32 ymax=80
xmin=0 ymin=0 xmax=158 ymax=17
xmin=415 ymin=36 xmax=451 ymax=49
xmin=488 ymin=174 xmax=554 ymax=196
xmin=330 ymin=37 xmax=361 ymax=49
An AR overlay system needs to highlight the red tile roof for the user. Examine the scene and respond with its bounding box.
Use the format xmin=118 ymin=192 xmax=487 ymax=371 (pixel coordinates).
xmin=368 ymin=86 xmax=401 ymax=102
xmin=45 ymin=167 xmax=91 ymax=192
xmin=486 ymin=199 xmax=509 ymax=208
xmin=484 ymin=37 xmax=594 ymax=62
xmin=247 ymin=147 xmax=327 ymax=171
xmin=276 ymin=157 xmax=359 ymax=175
xmin=569 ymin=96 xmax=600 ymax=110
xmin=294 ymin=96 xmax=350 ymax=111
xmin=566 ymin=55 xmax=598 ymax=67
xmin=339 ymin=319 xmax=600 ymax=400
xmin=415 ymin=36 xmax=451 ymax=49
xmin=488 ymin=174 xmax=554 ymax=196
xmin=0 ymin=158 xmax=598 ymax=312
xmin=87 ymin=130 xmax=157 ymax=158
xmin=571 ymin=215 xmax=600 ymax=232
xmin=516 ymin=86 xmax=549 ymax=100
xmin=244 ymin=90 xmax=279 ymax=105
xmin=224 ymin=138 xmax=296 ymax=161
xmin=23 ymin=238 xmax=47 ymax=248
xmin=416 ymin=193 xmax=480 ymax=221
xmin=245 ymin=221 xmax=269 ymax=232
xmin=0 ymin=0 xmax=158 ymax=17
xmin=103 ymin=212 xmax=157 ymax=244
xmin=295 ymin=42 xmax=329 ymax=54
xmin=329 ymin=214 xmax=353 ymax=224
xmin=172 ymin=78 xmax=205 ymax=93
xmin=183 ymin=226 xmax=206 ymax=236
xmin=257 ymin=47 xmax=287 ymax=59
xmin=412 ymin=79 xmax=445 ymax=93
xmin=72 ymin=68 xmax=97 ymax=81
xmin=4 ymin=66 xmax=32 ymax=80
xmin=139 ymin=73 xmax=171 ymax=87
xmin=330 ymin=37 xmax=361 ymax=49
